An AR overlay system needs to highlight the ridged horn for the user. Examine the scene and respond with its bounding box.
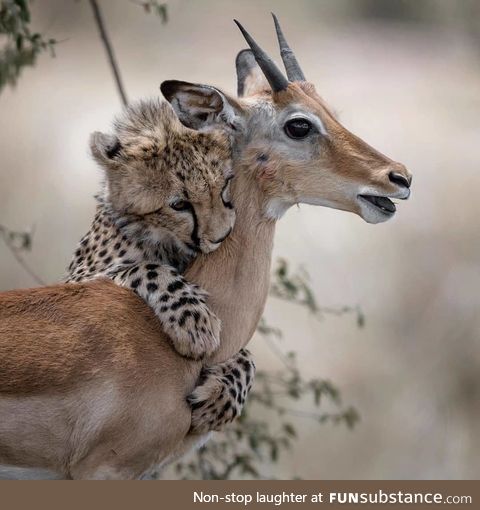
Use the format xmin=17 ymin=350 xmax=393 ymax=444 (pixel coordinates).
xmin=272 ymin=13 xmax=306 ymax=82
xmin=234 ymin=19 xmax=289 ymax=92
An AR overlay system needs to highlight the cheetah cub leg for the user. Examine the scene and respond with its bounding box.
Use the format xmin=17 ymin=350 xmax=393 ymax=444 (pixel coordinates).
xmin=105 ymin=262 xmax=221 ymax=360
xmin=188 ymin=349 xmax=256 ymax=434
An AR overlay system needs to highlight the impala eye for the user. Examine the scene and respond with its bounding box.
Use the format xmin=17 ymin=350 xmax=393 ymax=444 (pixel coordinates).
xmin=171 ymin=200 xmax=191 ymax=211
xmin=284 ymin=118 xmax=312 ymax=139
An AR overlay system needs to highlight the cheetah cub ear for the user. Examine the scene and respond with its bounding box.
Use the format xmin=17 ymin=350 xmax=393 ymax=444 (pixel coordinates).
xmin=90 ymin=131 xmax=123 ymax=165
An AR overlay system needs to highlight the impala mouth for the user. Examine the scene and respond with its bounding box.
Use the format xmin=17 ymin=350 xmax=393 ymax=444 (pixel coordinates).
xmin=359 ymin=194 xmax=396 ymax=215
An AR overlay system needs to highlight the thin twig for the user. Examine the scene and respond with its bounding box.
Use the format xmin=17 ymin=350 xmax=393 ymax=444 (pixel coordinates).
xmin=262 ymin=331 xmax=292 ymax=369
xmin=0 ymin=225 xmax=45 ymax=285
xmin=89 ymin=0 xmax=128 ymax=107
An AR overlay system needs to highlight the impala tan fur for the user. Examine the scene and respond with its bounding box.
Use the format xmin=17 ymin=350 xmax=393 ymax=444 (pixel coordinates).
xmin=0 ymin=15 xmax=412 ymax=479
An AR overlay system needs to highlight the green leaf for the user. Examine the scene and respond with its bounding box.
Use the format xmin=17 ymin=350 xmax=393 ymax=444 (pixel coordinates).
xmin=248 ymin=434 xmax=259 ymax=451
xmin=15 ymin=33 xmax=23 ymax=50
xmin=270 ymin=443 xmax=278 ymax=462
xmin=357 ymin=309 xmax=366 ymax=328
xmin=283 ymin=423 xmax=297 ymax=437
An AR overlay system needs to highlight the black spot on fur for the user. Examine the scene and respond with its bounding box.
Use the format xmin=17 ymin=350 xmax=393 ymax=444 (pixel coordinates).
xmin=170 ymin=296 xmax=189 ymax=311
xmin=178 ymin=309 xmax=192 ymax=327
xmin=146 ymin=282 xmax=158 ymax=292
xmin=131 ymin=278 xmax=141 ymax=289
xmin=167 ymin=280 xmax=185 ymax=293
xmin=190 ymin=400 xmax=204 ymax=411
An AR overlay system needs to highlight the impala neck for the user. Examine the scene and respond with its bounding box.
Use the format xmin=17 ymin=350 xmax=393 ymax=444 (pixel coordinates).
xmin=184 ymin=158 xmax=276 ymax=363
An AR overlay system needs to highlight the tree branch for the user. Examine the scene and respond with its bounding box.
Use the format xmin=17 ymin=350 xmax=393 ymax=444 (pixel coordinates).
xmin=88 ymin=0 xmax=128 ymax=107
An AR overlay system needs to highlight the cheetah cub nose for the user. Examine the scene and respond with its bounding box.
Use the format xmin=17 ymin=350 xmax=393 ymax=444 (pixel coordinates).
xmin=210 ymin=227 xmax=232 ymax=245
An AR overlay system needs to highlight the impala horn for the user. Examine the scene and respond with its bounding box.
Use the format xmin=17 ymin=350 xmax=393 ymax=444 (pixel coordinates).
xmin=272 ymin=13 xmax=306 ymax=82
xmin=234 ymin=19 xmax=289 ymax=92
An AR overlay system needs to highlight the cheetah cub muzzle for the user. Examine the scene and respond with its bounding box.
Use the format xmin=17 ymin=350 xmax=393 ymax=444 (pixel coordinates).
xmin=65 ymin=99 xmax=235 ymax=360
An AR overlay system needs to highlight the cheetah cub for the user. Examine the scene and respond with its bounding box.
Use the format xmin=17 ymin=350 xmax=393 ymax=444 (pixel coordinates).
xmin=66 ymin=100 xmax=235 ymax=361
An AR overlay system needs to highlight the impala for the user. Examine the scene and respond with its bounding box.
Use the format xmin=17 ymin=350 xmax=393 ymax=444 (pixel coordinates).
xmin=0 ymin=15 xmax=411 ymax=479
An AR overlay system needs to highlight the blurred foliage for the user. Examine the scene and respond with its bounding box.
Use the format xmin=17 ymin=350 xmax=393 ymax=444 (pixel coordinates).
xmin=0 ymin=1 xmax=55 ymax=281
xmin=132 ymin=0 xmax=168 ymax=23
xmin=0 ymin=0 xmax=169 ymax=95
xmin=0 ymin=223 xmax=33 ymax=251
xmin=0 ymin=223 xmax=44 ymax=284
xmin=0 ymin=0 xmax=57 ymax=93
xmin=271 ymin=258 xmax=365 ymax=328
xmin=171 ymin=260 xmax=361 ymax=480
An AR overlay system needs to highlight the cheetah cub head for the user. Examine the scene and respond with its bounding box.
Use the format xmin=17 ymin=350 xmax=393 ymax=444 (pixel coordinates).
xmin=90 ymin=99 xmax=235 ymax=255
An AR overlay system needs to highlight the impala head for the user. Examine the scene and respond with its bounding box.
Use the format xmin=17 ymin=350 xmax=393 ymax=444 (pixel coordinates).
xmin=161 ymin=14 xmax=412 ymax=224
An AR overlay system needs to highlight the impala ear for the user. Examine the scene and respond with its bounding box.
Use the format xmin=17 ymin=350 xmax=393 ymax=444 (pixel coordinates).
xmin=160 ymin=80 xmax=243 ymax=133
xmin=236 ymin=49 xmax=270 ymax=97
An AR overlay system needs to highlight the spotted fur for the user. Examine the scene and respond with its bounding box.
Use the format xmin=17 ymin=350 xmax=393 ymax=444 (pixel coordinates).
xmin=65 ymin=99 xmax=254 ymax=433
xmin=188 ymin=348 xmax=256 ymax=434
xmin=66 ymin=99 xmax=235 ymax=360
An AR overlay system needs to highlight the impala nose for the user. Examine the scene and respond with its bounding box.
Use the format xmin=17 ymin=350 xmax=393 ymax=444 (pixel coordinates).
xmin=389 ymin=171 xmax=411 ymax=189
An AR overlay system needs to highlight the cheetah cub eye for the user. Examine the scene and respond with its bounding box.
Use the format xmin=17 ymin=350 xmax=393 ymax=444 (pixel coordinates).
xmin=171 ymin=200 xmax=191 ymax=212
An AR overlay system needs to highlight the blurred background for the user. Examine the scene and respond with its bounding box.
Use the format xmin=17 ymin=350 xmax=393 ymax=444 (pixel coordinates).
xmin=1 ymin=0 xmax=479 ymax=479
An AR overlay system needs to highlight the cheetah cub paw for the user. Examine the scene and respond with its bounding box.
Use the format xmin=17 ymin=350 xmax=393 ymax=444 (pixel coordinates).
xmin=161 ymin=283 xmax=222 ymax=360
xmin=104 ymin=263 xmax=221 ymax=360
xmin=188 ymin=348 xmax=256 ymax=434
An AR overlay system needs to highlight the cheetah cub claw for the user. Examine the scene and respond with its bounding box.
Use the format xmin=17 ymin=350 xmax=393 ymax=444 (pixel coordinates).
xmin=188 ymin=348 xmax=256 ymax=434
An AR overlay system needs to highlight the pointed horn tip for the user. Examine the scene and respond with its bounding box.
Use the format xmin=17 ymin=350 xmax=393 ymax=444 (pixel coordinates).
xmin=270 ymin=12 xmax=306 ymax=82
xmin=271 ymin=12 xmax=282 ymax=31
xmin=233 ymin=16 xmax=290 ymax=92
xmin=271 ymin=12 xmax=285 ymax=39
xmin=233 ymin=19 xmax=249 ymax=38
